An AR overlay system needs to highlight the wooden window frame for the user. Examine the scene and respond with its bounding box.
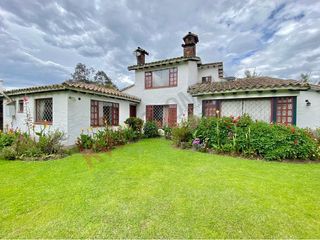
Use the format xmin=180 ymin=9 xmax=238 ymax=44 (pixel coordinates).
xmin=169 ymin=67 xmax=178 ymax=87
xmin=145 ymin=67 xmax=178 ymax=89
xmin=90 ymin=100 xmax=119 ymax=127
xmin=145 ymin=72 xmax=153 ymax=89
xmin=202 ymin=100 xmax=221 ymax=117
xmin=145 ymin=104 xmax=177 ymax=127
xmin=18 ymin=100 xmax=24 ymax=113
xmin=35 ymin=98 xmax=53 ymax=125
xmin=271 ymin=97 xmax=296 ymax=125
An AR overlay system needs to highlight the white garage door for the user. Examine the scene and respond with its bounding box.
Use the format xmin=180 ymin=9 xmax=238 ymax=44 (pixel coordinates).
xmin=221 ymin=99 xmax=272 ymax=122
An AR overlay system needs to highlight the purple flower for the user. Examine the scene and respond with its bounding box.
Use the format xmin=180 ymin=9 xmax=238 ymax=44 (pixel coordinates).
xmin=192 ymin=138 xmax=201 ymax=145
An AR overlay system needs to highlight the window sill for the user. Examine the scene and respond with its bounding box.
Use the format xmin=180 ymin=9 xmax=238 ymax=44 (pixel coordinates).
xmin=90 ymin=125 xmax=119 ymax=128
xmin=145 ymin=85 xmax=177 ymax=90
xmin=34 ymin=122 xmax=53 ymax=125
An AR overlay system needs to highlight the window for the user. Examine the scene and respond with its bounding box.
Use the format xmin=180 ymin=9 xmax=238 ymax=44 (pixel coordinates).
xmin=145 ymin=72 xmax=152 ymax=89
xmin=188 ymin=103 xmax=194 ymax=118
xmin=202 ymin=100 xmax=220 ymax=117
xmin=169 ymin=68 xmax=178 ymax=86
xmin=18 ymin=100 xmax=24 ymax=113
xmin=146 ymin=104 xmax=177 ymax=127
xmin=90 ymin=100 xmax=119 ymax=127
xmin=35 ymin=98 xmax=53 ymax=124
xmin=273 ymin=97 xmax=295 ymax=125
xmin=202 ymin=76 xmax=212 ymax=83
xmin=145 ymin=67 xmax=178 ymax=89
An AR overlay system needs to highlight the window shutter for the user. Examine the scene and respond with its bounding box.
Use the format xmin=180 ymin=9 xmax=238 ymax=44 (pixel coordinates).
xmin=111 ymin=103 xmax=119 ymax=126
xmin=168 ymin=104 xmax=177 ymax=127
xmin=146 ymin=105 xmax=153 ymax=121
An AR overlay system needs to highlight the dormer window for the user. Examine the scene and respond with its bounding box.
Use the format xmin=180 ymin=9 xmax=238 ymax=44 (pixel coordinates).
xmin=145 ymin=67 xmax=178 ymax=89
xmin=202 ymin=76 xmax=212 ymax=83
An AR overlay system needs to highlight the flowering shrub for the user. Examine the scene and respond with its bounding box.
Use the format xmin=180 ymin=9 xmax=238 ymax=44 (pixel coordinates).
xmin=0 ymin=128 xmax=65 ymax=160
xmin=76 ymin=126 xmax=137 ymax=152
xmin=174 ymin=115 xmax=319 ymax=161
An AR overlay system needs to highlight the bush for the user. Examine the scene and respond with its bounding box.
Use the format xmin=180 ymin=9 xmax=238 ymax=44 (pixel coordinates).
xmin=0 ymin=130 xmax=18 ymax=149
xmin=76 ymin=133 xmax=93 ymax=150
xmin=1 ymin=129 xmax=66 ymax=161
xmin=143 ymin=121 xmax=159 ymax=138
xmin=2 ymin=146 xmax=17 ymax=160
xmin=125 ymin=117 xmax=144 ymax=134
xmin=37 ymin=130 xmax=65 ymax=155
xmin=76 ymin=126 xmax=138 ymax=152
xmin=189 ymin=115 xmax=320 ymax=161
xmin=172 ymin=121 xmax=193 ymax=147
xmin=163 ymin=125 xmax=172 ymax=139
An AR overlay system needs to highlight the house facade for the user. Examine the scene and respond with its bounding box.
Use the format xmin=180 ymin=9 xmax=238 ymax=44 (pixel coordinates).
xmin=2 ymin=82 xmax=139 ymax=145
xmin=124 ymin=32 xmax=320 ymax=129
xmin=2 ymin=32 xmax=320 ymax=146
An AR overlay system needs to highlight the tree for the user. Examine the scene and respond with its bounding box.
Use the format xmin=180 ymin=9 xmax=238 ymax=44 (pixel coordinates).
xmin=94 ymin=71 xmax=118 ymax=89
xmin=300 ymin=73 xmax=311 ymax=83
xmin=70 ymin=63 xmax=95 ymax=83
xmin=244 ymin=69 xmax=260 ymax=78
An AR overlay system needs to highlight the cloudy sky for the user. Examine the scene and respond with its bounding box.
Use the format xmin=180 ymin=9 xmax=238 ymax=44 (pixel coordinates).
xmin=0 ymin=0 xmax=320 ymax=90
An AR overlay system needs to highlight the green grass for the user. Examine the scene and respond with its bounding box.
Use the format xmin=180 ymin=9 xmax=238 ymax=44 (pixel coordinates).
xmin=0 ymin=138 xmax=320 ymax=238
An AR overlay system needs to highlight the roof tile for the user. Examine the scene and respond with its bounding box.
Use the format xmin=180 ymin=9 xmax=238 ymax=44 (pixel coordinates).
xmin=188 ymin=77 xmax=310 ymax=95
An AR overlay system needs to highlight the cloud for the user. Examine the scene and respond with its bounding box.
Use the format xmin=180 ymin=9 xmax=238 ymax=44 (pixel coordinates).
xmin=0 ymin=0 xmax=319 ymax=89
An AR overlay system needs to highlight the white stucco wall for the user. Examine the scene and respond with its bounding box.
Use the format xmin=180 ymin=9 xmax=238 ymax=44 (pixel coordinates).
xmin=3 ymin=91 xmax=136 ymax=146
xmin=124 ymin=61 xmax=199 ymax=122
xmin=67 ymin=91 xmax=134 ymax=145
xmin=3 ymin=92 xmax=69 ymax=144
xmin=296 ymin=90 xmax=320 ymax=129
xmin=198 ymin=67 xmax=221 ymax=82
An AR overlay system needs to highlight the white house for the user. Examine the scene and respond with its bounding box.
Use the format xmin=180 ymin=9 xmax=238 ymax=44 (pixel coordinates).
xmin=1 ymin=81 xmax=140 ymax=145
xmin=2 ymin=32 xmax=320 ymax=146
xmin=123 ymin=32 xmax=320 ymax=129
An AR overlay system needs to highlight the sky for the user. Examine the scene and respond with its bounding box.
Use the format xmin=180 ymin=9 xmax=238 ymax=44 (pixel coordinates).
xmin=0 ymin=0 xmax=320 ymax=90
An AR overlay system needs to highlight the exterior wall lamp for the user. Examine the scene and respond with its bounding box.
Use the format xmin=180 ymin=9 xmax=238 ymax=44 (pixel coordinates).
xmin=305 ymin=99 xmax=311 ymax=106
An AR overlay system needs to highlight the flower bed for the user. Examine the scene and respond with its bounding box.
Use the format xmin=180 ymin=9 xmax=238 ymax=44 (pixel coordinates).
xmin=171 ymin=115 xmax=320 ymax=161
xmin=0 ymin=128 xmax=66 ymax=161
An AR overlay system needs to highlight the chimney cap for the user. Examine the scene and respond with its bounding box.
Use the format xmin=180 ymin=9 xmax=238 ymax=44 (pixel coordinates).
xmin=134 ymin=47 xmax=149 ymax=55
xmin=183 ymin=32 xmax=199 ymax=43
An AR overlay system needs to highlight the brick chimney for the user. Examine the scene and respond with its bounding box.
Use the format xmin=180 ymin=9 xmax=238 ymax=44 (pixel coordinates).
xmin=134 ymin=47 xmax=149 ymax=65
xmin=182 ymin=32 xmax=199 ymax=57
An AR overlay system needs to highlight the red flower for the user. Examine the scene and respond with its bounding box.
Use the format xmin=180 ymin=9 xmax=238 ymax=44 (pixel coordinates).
xmin=294 ymin=139 xmax=298 ymax=145
xmin=290 ymin=127 xmax=295 ymax=133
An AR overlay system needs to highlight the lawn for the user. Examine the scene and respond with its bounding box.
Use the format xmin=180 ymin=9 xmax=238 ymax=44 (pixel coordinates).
xmin=0 ymin=138 xmax=320 ymax=238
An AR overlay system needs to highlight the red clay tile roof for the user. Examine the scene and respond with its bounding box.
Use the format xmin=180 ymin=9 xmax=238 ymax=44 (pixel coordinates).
xmin=128 ymin=56 xmax=201 ymax=71
xmin=188 ymin=77 xmax=310 ymax=95
xmin=4 ymin=81 xmax=140 ymax=102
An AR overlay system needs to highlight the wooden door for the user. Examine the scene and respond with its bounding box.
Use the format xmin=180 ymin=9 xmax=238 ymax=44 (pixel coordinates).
xmin=168 ymin=104 xmax=177 ymax=127
xmin=130 ymin=105 xmax=137 ymax=118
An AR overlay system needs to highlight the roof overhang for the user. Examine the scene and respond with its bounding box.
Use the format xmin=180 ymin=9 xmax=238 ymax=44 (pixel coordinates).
xmin=128 ymin=56 xmax=201 ymax=71
xmin=189 ymin=86 xmax=310 ymax=97
xmin=4 ymin=84 xmax=141 ymax=103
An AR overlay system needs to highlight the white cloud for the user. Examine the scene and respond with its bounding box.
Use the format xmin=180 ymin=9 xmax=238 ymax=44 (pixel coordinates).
xmin=0 ymin=0 xmax=319 ymax=88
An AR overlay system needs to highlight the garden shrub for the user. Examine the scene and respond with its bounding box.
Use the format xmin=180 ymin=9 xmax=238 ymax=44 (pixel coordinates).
xmin=163 ymin=125 xmax=172 ymax=139
xmin=125 ymin=117 xmax=144 ymax=136
xmin=172 ymin=122 xmax=193 ymax=147
xmin=0 ymin=129 xmax=66 ymax=160
xmin=76 ymin=126 xmax=139 ymax=152
xmin=2 ymin=146 xmax=17 ymax=160
xmin=143 ymin=121 xmax=159 ymax=138
xmin=189 ymin=115 xmax=320 ymax=161
xmin=0 ymin=130 xmax=18 ymax=149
